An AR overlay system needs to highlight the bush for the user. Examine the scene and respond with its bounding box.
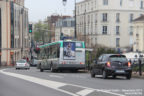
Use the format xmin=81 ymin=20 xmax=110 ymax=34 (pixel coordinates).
xmin=95 ymin=47 xmax=117 ymax=59
xmin=132 ymin=64 xmax=144 ymax=72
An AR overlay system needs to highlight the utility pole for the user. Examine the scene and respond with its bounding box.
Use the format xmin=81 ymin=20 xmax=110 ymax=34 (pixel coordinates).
xmin=62 ymin=0 xmax=77 ymax=39
xmin=74 ymin=0 xmax=77 ymax=39
xmin=84 ymin=9 xmax=86 ymax=48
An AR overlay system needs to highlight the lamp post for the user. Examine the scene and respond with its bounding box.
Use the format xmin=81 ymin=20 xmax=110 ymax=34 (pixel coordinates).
xmin=62 ymin=0 xmax=77 ymax=39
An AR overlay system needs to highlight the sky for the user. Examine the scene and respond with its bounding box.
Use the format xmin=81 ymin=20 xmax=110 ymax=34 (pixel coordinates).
xmin=25 ymin=0 xmax=84 ymax=23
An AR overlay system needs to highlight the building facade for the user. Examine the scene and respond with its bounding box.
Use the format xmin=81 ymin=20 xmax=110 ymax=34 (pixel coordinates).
xmin=0 ymin=0 xmax=29 ymax=66
xmin=133 ymin=15 xmax=144 ymax=52
xmin=45 ymin=15 xmax=71 ymax=42
xmin=55 ymin=17 xmax=75 ymax=41
xmin=76 ymin=0 xmax=144 ymax=50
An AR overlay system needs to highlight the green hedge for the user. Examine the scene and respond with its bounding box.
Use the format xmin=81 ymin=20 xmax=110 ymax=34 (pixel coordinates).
xmin=132 ymin=65 xmax=144 ymax=72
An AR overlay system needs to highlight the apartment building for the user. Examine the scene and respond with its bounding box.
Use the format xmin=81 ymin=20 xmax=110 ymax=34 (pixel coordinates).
xmin=55 ymin=17 xmax=75 ymax=41
xmin=76 ymin=0 xmax=144 ymax=50
xmin=0 ymin=0 xmax=29 ymax=66
xmin=133 ymin=15 xmax=144 ymax=52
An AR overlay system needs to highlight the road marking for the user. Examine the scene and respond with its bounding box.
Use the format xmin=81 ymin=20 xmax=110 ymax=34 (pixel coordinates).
xmin=0 ymin=69 xmax=78 ymax=96
xmin=49 ymin=75 xmax=63 ymax=78
xmin=0 ymin=69 xmax=125 ymax=96
xmin=76 ymin=89 xmax=95 ymax=96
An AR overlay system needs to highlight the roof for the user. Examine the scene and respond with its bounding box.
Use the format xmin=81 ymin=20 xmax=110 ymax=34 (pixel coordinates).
xmin=133 ymin=15 xmax=144 ymax=22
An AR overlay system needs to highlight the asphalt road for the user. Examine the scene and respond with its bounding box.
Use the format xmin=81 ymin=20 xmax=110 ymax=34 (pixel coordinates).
xmin=0 ymin=67 xmax=143 ymax=96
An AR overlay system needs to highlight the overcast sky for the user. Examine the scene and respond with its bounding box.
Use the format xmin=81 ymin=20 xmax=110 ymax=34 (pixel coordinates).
xmin=25 ymin=0 xmax=84 ymax=23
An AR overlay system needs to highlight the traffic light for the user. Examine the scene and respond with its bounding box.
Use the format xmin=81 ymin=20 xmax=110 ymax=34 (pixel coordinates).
xmin=29 ymin=24 xmax=32 ymax=33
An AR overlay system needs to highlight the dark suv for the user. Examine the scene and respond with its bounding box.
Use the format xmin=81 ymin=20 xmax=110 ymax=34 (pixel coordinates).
xmin=90 ymin=54 xmax=132 ymax=79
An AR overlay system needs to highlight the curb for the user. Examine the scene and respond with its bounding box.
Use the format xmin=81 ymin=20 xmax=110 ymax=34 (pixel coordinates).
xmin=132 ymin=74 xmax=144 ymax=79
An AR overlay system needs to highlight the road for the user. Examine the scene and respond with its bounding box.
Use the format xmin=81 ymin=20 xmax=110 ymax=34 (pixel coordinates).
xmin=0 ymin=67 xmax=143 ymax=96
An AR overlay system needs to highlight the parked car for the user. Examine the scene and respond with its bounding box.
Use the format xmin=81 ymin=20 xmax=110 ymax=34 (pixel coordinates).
xmin=90 ymin=54 xmax=132 ymax=79
xmin=15 ymin=59 xmax=30 ymax=70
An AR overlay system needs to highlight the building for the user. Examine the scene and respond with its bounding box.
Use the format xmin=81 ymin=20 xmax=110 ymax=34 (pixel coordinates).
xmin=76 ymin=0 xmax=144 ymax=50
xmin=133 ymin=15 xmax=144 ymax=52
xmin=45 ymin=15 xmax=71 ymax=42
xmin=55 ymin=17 xmax=75 ymax=41
xmin=0 ymin=0 xmax=29 ymax=66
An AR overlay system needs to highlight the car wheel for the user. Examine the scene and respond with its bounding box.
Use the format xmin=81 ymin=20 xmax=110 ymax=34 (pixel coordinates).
xmin=126 ymin=74 xmax=131 ymax=80
xmin=112 ymin=75 xmax=116 ymax=79
xmin=90 ymin=69 xmax=95 ymax=78
xmin=102 ymin=70 xmax=107 ymax=79
xmin=40 ymin=68 xmax=44 ymax=72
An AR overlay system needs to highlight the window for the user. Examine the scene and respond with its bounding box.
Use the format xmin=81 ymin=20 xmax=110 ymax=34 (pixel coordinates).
xmin=116 ymin=38 xmax=120 ymax=47
xmin=98 ymin=55 xmax=103 ymax=61
xmin=116 ymin=26 xmax=120 ymax=35
xmin=140 ymin=0 xmax=143 ymax=9
xmin=102 ymin=13 xmax=108 ymax=22
xmin=116 ymin=13 xmax=120 ymax=22
xmin=102 ymin=26 xmax=107 ymax=34
xmin=109 ymin=55 xmax=127 ymax=62
xmin=103 ymin=0 xmax=108 ymax=5
xmin=129 ymin=26 xmax=133 ymax=35
xmin=120 ymin=0 xmax=123 ymax=6
xmin=95 ymin=14 xmax=97 ymax=23
xmin=129 ymin=14 xmax=134 ymax=22
xmin=102 ymin=55 xmax=108 ymax=61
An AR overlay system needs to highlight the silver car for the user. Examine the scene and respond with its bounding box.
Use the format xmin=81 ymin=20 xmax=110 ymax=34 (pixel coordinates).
xmin=16 ymin=59 xmax=30 ymax=70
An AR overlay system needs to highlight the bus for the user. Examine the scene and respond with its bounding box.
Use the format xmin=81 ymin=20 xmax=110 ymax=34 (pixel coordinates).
xmin=37 ymin=40 xmax=85 ymax=72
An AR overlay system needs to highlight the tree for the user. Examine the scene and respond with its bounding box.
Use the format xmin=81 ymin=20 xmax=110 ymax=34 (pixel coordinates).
xmin=33 ymin=21 xmax=50 ymax=44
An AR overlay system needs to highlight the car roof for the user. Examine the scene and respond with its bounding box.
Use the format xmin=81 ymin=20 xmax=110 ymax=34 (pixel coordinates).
xmin=102 ymin=54 xmax=126 ymax=57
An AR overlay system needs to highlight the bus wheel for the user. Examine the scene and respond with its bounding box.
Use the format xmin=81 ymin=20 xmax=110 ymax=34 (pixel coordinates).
xmin=40 ymin=69 xmax=43 ymax=72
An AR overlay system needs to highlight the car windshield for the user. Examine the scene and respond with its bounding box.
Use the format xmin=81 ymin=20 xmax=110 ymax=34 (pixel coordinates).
xmin=17 ymin=60 xmax=26 ymax=63
xmin=109 ymin=55 xmax=128 ymax=62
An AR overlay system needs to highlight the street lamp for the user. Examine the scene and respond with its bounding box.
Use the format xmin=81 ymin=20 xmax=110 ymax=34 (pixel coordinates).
xmin=63 ymin=0 xmax=67 ymax=6
xmin=62 ymin=0 xmax=77 ymax=39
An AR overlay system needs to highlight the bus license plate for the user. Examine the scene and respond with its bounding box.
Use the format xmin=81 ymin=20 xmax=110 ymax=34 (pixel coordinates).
xmin=116 ymin=70 xmax=125 ymax=73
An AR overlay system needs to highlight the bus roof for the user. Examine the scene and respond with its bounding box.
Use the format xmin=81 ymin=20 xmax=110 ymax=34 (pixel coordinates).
xmin=38 ymin=41 xmax=85 ymax=48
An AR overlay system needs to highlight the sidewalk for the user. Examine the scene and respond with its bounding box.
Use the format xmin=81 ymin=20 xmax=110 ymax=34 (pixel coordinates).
xmin=132 ymin=72 xmax=144 ymax=79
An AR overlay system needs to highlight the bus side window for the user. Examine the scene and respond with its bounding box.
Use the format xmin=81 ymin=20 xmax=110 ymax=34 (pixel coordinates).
xmin=57 ymin=45 xmax=60 ymax=58
xmin=47 ymin=47 xmax=50 ymax=59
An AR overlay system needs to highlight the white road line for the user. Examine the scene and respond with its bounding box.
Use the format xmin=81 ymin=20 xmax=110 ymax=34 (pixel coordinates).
xmin=0 ymin=69 xmax=125 ymax=96
xmin=76 ymin=89 xmax=95 ymax=96
xmin=0 ymin=70 xmax=78 ymax=96
xmin=49 ymin=75 xmax=63 ymax=78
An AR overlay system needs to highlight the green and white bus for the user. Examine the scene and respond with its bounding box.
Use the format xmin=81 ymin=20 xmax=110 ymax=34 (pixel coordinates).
xmin=37 ymin=40 xmax=85 ymax=72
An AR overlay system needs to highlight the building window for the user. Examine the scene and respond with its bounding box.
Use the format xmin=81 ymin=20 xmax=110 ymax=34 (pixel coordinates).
xmin=140 ymin=0 xmax=143 ymax=9
xmin=95 ymin=14 xmax=97 ymax=24
xmin=116 ymin=38 xmax=120 ymax=47
xmin=129 ymin=14 xmax=134 ymax=22
xmin=129 ymin=26 xmax=133 ymax=35
xmin=103 ymin=0 xmax=108 ymax=5
xmin=116 ymin=26 xmax=120 ymax=35
xmin=102 ymin=26 xmax=107 ymax=34
xmin=102 ymin=13 xmax=108 ymax=22
xmin=120 ymin=0 xmax=123 ymax=6
xmin=116 ymin=13 xmax=120 ymax=22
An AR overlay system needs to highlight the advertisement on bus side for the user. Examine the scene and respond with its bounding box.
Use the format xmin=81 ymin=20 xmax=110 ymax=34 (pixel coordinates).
xmin=63 ymin=42 xmax=76 ymax=60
